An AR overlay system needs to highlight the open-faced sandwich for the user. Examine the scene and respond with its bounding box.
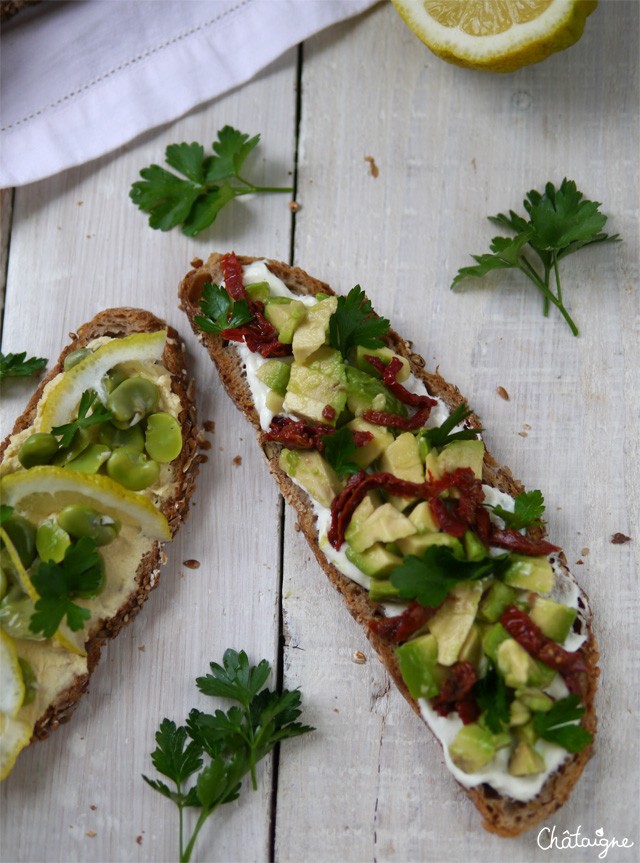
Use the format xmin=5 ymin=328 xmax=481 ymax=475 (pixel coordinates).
xmin=179 ymin=252 xmax=599 ymax=837
xmin=0 ymin=308 xmax=199 ymax=779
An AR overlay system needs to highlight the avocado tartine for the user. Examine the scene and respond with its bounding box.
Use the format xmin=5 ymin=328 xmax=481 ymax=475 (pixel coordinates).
xmin=0 ymin=308 xmax=199 ymax=779
xmin=178 ymin=253 xmax=599 ymax=838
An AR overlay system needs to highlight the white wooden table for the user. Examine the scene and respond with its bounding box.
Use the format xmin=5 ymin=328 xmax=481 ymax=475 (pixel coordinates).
xmin=1 ymin=3 xmax=638 ymax=862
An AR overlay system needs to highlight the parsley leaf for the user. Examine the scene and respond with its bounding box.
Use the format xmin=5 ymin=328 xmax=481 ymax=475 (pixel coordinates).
xmin=0 ymin=351 xmax=47 ymax=380
xmin=50 ymin=389 xmax=112 ymax=449
xmin=194 ymin=282 xmax=253 ymax=335
xmin=451 ymin=179 xmax=620 ymax=336
xmin=390 ymin=545 xmax=508 ymax=608
xmin=419 ymin=402 xmax=481 ymax=449
xmin=144 ymin=649 xmax=314 ymax=863
xmin=491 ymin=489 xmax=545 ymax=531
xmin=29 ymin=536 xmax=102 ymax=637
xmin=328 ymin=285 xmax=390 ymax=360
xmin=533 ymin=694 xmax=593 ymax=753
xmin=473 ymin=662 xmax=511 ymax=733
xmin=321 ymin=427 xmax=362 ymax=479
xmin=130 ymin=126 xmax=292 ymax=237
xmin=0 ymin=506 xmax=13 ymax=526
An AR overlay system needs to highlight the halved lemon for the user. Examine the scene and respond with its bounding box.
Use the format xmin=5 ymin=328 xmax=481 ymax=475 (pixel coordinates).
xmin=0 ymin=630 xmax=26 ymax=716
xmin=392 ymin=0 xmax=597 ymax=73
xmin=0 ymin=713 xmax=32 ymax=780
xmin=38 ymin=330 xmax=166 ymax=432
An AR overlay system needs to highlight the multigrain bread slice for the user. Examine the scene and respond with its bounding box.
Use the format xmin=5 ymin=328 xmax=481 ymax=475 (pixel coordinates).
xmin=178 ymin=254 xmax=599 ymax=837
xmin=0 ymin=308 xmax=200 ymax=747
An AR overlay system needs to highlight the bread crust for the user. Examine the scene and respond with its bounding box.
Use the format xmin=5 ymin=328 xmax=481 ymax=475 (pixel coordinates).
xmin=1 ymin=308 xmax=200 ymax=743
xmin=179 ymin=254 xmax=599 ymax=837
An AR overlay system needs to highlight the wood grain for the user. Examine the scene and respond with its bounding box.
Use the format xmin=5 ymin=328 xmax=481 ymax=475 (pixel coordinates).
xmin=1 ymin=2 xmax=639 ymax=861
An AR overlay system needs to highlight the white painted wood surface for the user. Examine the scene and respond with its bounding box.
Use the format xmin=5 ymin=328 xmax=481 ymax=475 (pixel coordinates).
xmin=1 ymin=3 xmax=638 ymax=862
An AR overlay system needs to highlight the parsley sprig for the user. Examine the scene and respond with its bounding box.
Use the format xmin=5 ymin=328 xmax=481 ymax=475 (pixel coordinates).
xmin=29 ymin=536 xmax=103 ymax=637
xmin=143 ymin=649 xmax=314 ymax=863
xmin=0 ymin=351 xmax=47 ymax=380
xmin=50 ymin=389 xmax=112 ymax=449
xmin=194 ymin=282 xmax=253 ymax=335
xmin=451 ymin=179 xmax=620 ymax=336
xmin=130 ymin=126 xmax=292 ymax=237
xmin=473 ymin=662 xmax=511 ymax=734
xmin=491 ymin=489 xmax=545 ymax=531
xmin=533 ymin=694 xmax=593 ymax=753
xmin=329 ymin=285 xmax=390 ymax=360
xmin=419 ymin=403 xmax=481 ymax=449
xmin=322 ymin=427 xmax=362 ymax=479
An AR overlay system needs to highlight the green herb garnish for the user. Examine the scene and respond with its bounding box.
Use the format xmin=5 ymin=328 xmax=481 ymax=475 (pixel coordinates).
xmin=451 ymin=179 xmax=620 ymax=336
xmin=322 ymin=426 xmax=361 ymax=479
xmin=0 ymin=505 xmax=14 ymax=525
xmin=533 ymin=694 xmax=593 ymax=753
xmin=473 ymin=662 xmax=511 ymax=734
xmin=0 ymin=351 xmax=47 ymax=380
xmin=194 ymin=282 xmax=253 ymax=335
xmin=420 ymin=403 xmax=481 ymax=449
xmin=29 ymin=536 xmax=102 ymax=637
xmin=329 ymin=285 xmax=390 ymax=360
xmin=130 ymin=126 xmax=292 ymax=237
xmin=390 ymin=545 xmax=509 ymax=608
xmin=491 ymin=489 xmax=545 ymax=531
xmin=143 ymin=649 xmax=314 ymax=863
xmin=50 ymin=389 xmax=112 ymax=449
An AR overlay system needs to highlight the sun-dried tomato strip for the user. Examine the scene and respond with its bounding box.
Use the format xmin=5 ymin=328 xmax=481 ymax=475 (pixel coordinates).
xmin=328 ymin=467 xmax=481 ymax=549
xmin=363 ymin=403 xmax=434 ymax=431
xmin=500 ymin=605 xmax=587 ymax=695
xmin=431 ymin=662 xmax=479 ymax=723
xmin=362 ymin=356 xmax=438 ymax=431
xmin=265 ymin=416 xmax=373 ymax=451
xmin=368 ymin=601 xmax=436 ymax=642
xmin=490 ymin=529 xmax=560 ymax=556
xmin=220 ymin=251 xmax=246 ymax=300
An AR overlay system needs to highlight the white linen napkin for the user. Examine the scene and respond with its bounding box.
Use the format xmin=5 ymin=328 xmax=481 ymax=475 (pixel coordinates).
xmin=0 ymin=0 xmax=377 ymax=188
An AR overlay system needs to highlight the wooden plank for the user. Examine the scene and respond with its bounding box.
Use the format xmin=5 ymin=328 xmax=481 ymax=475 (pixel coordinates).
xmin=0 ymin=51 xmax=298 ymax=863
xmin=276 ymin=3 xmax=639 ymax=861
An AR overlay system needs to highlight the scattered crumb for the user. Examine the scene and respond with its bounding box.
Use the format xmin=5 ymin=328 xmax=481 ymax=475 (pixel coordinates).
xmin=233 ymin=455 xmax=242 ymax=466
xmin=86 ymin=831 xmax=97 ymax=838
xmin=138 ymin=645 xmax=145 ymax=652
xmin=289 ymin=201 xmax=301 ymax=213
xmin=576 ymin=559 xmax=584 ymax=565
xmin=183 ymin=559 xmax=201 ymax=570
xmin=136 ymin=835 xmax=143 ymax=846
xmin=352 ymin=650 xmax=366 ymax=664
xmin=203 ymin=419 xmax=216 ymax=433
xmin=471 ymin=157 xmax=477 ymax=171
xmin=364 ymin=155 xmax=379 ymax=177
xmin=518 ymin=431 xmax=528 ymax=438
xmin=90 ymin=805 xmax=97 ymax=811
xmin=522 ymin=422 xmax=532 ymax=430
xmin=581 ymin=547 xmax=590 ymax=556
xmin=611 ymin=532 xmax=631 ymax=544
xmin=199 ymin=438 xmax=212 ymax=451
xmin=496 ymin=386 xmax=510 ymax=401
xmin=77 ymin=200 xmax=84 ymax=206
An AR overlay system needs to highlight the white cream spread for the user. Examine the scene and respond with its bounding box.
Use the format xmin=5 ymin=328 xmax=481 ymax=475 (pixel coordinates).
xmin=236 ymin=261 xmax=587 ymax=802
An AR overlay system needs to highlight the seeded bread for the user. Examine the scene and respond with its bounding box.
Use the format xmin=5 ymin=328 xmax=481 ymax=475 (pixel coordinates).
xmin=0 ymin=308 xmax=200 ymax=743
xmin=178 ymin=254 xmax=599 ymax=838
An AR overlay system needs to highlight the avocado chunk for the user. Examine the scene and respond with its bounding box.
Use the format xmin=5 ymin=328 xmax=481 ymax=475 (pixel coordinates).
xmin=448 ymin=723 xmax=496 ymax=773
xmin=264 ymin=298 xmax=307 ymax=344
xmin=509 ymin=699 xmax=532 ymax=728
xmin=379 ymin=431 xmax=424 ymax=509
xmin=463 ymin=530 xmax=487 ymax=561
xmin=530 ymin=596 xmax=576 ymax=643
xmin=396 ymin=530 xmax=463 ymax=558
xmin=502 ymin=554 xmax=554 ymax=594
xmin=245 ymin=280 xmax=270 ymax=303
xmin=283 ymin=346 xmax=347 ymax=426
xmin=344 ymin=366 xmax=407 ymax=418
xmin=396 ymin=633 xmax=444 ymax=699
xmin=256 ymin=358 xmax=291 ymax=395
xmin=354 ymin=345 xmax=411 ymax=382
xmin=478 ymin=580 xmax=519 ymax=623
xmin=508 ymin=741 xmax=546 ymax=777
xmin=279 ymin=448 xmax=342 ymax=508
xmin=408 ymin=500 xmax=439 ymax=533
xmin=344 ymin=492 xmax=379 ymax=545
xmin=458 ymin=623 xmax=483 ymax=669
xmin=346 ymin=502 xmax=416 ymax=554
xmin=481 ymin=622 xmax=510 ymax=662
xmin=368 ymin=578 xmax=402 ymax=602
xmin=496 ymin=638 xmax=540 ymax=688
xmin=345 ymin=542 xmax=402 ymax=579
xmin=291 ymin=295 xmax=337 ymax=363
xmin=427 ymin=581 xmax=483 ymax=666
xmin=425 ymin=439 xmax=485 ymax=481
xmin=515 ymin=687 xmax=554 ymax=713
xmin=346 ymin=418 xmax=394 ymax=469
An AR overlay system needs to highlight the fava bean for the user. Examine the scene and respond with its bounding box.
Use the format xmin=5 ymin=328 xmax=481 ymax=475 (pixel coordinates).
xmin=18 ymin=658 xmax=37 ymax=706
xmin=102 ymin=366 xmax=128 ymax=394
xmin=1 ymin=514 xmax=37 ymax=568
xmin=66 ymin=443 xmax=112 ymax=474
xmin=0 ymin=588 xmax=43 ymax=640
xmin=99 ymin=421 xmax=145 ymax=452
xmin=63 ymin=348 xmax=91 ymax=371
xmin=107 ymin=377 xmax=159 ymax=427
xmin=144 ymin=412 xmax=182 ymax=463
xmin=36 ymin=518 xmax=71 ymax=563
xmin=18 ymin=432 xmax=59 ymax=468
xmin=52 ymin=428 xmax=92 ymax=466
xmin=106 ymin=446 xmax=160 ymax=490
xmin=57 ymin=504 xmax=121 ymax=547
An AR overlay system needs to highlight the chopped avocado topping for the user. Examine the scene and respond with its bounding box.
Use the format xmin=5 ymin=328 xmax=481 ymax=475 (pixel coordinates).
xmin=448 ymin=723 xmax=496 ymax=773
xmin=530 ymin=596 xmax=577 ymax=643
xmin=396 ymin=633 xmax=444 ymax=699
xmin=502 ymin=554 xmax=554 ymax=593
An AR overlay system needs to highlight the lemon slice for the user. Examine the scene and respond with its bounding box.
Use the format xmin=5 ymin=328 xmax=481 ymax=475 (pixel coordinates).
xmin=38 ymin=330 xmax=166 ymax=432
xmin=0 ymin=466 xmax=171 ymax=541
xmin=392 ymin=0 xmax=597 ymax=73
xmin=0 ymin=713 xmax=33 ymax=780
xmin=0 ymin=630 xmax=26 ymax=716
